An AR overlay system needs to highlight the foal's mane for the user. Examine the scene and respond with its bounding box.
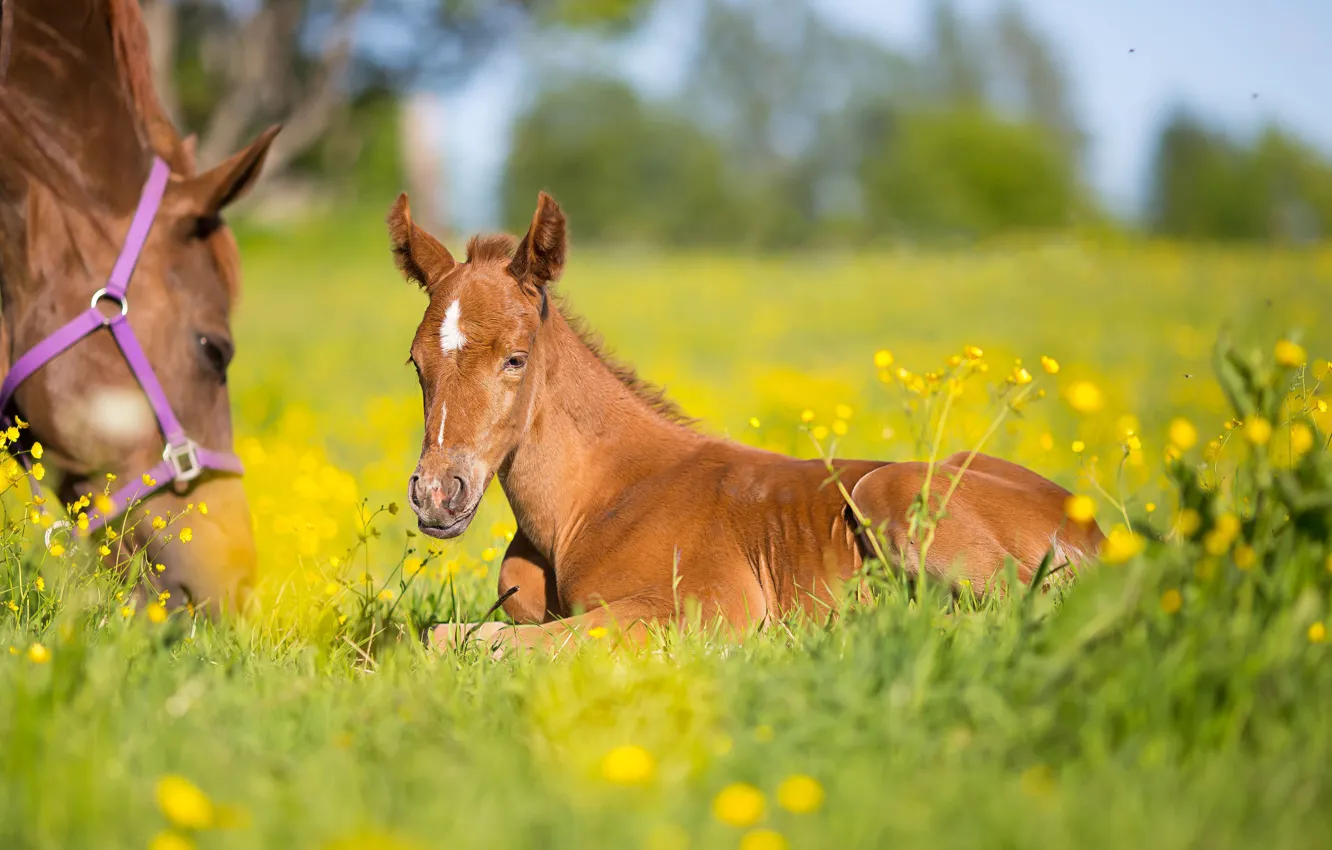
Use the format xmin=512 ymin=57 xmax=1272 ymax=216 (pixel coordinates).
xmin=463 ymin=233 xmax=697 ymax=427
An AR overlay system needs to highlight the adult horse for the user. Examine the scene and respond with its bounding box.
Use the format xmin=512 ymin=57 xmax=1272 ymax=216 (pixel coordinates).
xmin=387 ymin=192 xmax=1105 ymax=653
xmin=0 ymin=0 xmax=277 ymax=612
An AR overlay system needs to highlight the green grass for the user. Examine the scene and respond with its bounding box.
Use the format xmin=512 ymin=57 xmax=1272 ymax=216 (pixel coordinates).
xmin=3 ymin=209 xmax=1332 ymax=849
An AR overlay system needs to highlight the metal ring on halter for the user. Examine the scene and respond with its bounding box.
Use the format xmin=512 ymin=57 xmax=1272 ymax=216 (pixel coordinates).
xmin=43 ymin=519 xmax=72 ymax=549
xmin=90 ymin=287 xmax=129 ymax=318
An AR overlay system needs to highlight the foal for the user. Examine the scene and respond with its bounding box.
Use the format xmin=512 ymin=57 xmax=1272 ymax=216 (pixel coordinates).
xmin=387 ymin=192 xmax=1104 ymax=653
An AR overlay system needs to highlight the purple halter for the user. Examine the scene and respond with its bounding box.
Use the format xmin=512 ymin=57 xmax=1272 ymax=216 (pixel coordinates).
xmin=0 ymin=157 xmax=243 ymax=535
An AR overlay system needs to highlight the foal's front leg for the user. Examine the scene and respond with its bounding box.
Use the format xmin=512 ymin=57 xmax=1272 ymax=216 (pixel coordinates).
xmin=429 ymin=599 xmax=663 ymax=657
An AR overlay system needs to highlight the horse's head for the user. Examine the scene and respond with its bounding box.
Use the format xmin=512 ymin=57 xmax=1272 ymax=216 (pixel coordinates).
xmin=387 ymin=191 xmax=567 ymax=538
xmin=3 ymin=129 xmax=278 ymax=610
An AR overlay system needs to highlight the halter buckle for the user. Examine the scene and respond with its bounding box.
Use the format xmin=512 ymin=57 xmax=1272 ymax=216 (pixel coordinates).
xmin=163 ymin=439 xmax=202 ymax=483
xmin=90 ymin=288 xmax=129 ymax=324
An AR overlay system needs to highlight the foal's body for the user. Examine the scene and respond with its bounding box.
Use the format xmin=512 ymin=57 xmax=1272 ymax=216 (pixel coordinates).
xmin=387 ymin=193 xmax=1103 ymax=653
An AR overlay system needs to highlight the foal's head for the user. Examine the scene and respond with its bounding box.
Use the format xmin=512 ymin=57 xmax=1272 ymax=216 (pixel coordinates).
xmin=387 ymin=192 xmax=567 ymax=537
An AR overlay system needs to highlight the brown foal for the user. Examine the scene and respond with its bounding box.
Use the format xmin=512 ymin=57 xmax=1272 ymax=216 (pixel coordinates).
xmin=387 ymin=191 xmax=1105 ymax=655
xmin=0 ymin=0 xmax=277 ymax=610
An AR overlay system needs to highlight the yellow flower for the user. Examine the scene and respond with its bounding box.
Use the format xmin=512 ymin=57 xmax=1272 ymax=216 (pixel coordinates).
xmin=1125 ymin=433 xmax=1142 ymax=451
xmin=31 ymin=442 xmax=43 ymax=459
xmin=1065 ymin=380 xmax=1104 ymax=414
xmin=587 ymin=626 xmax=608 ymax=639
xmin=748 ymin=417 xmax=761 ymax=429
xmin=179 ymin=528 xmax=193 ymax=543
xmin=1040 ymin=355 xmax=1060 ymax=374
xmin=94 ymin=494 xmax=114 ymax=515
xmin=1071 ymin=440 xmax=1085 ymax=453
xmin=1100 ymin=525 xmax=1144 ymax=564
xmin=1167 ymin=418 xmax=1198 ymax=450
xmin=155 ymin=774 xmax=214 ymax=830
xmin=7 ymin=601 xmax=18 ymax=612
xmin=98 ymin=544 xmax=112 ymax=557
xmin=739 ymin=829 xmax=788 ymax=850
xmin=403 ymin=557 xmax=424 ymax=577
xmin=158 ymin=590 xmax=171 ymax=604
xmin=481 ymin=547 xmax=497 ymax=561
xmin=713 ymin=783 xmax=765 ymax=827
xmin=377 ymin=589 xmax=394 ymax=601
xmin=1013 ymin=367 xmax=1033 ymax=385
xmin=1233 ymin=544 xmax=1256 ymax=570
xmin=106 ymin=472 xmax=117 ymax=481
xmin=198 ymin=502 xmax=208 ymax=516
xmin=835 ymin=404 xmax=853 ymax=420
xmin=31 ymin=462 xmax=45 ymax=481
xmin=1243 ymin=417 xmax=1272 ymax=446
xmin=1309 ymin=622 xmax=1327 ymax=644
xmin=963 ymin=345 xmax=984 ymax=361
xmin=27 ymin=642 xmax=50 ymax=664
xmin=149 ymin=831 xmax=196 ymax=850
xmin=147 ymin=603 xmax=168 ymax=624
xmin=1214 ymin=513 xmax=1241 ymax=539
xmin=1274 ymin=339 xmax=1306 ymax=367
xmin=120 ymin=606 xmax=133 ymax=619
xmin=1160 ymin=589 xmax=1182 ymax=614
xmin=155 ymin=563 xmax=166 ymax=573
xmin=873 ymin=349 xmax=894 ymax=369
xmin=831 ymin=420 xmax=848 ymax=436
xmin=48 ymin=542 xmax=65 ymax=558
xmin=599 ymin=745 xmax=655 ymax=785
xmin=34 ymin=577 xmax=45 ymax=592
xmin=1145 ymin=502 xmax=1157 ymax=513
xmin=142 ymin=473 xmax=158 ymax=487
xmin=1064 ymin=495 xmax=1096 ymax=524
xmin=1290 ymin=423 xmax=1314 ymax=458
xmin=1176 ymin=509 xmax=1201 ymax=537
xmin=152 ymin=516 xmax=167 ymax=531
xmin=5 ymin=426 xmax=18 ymax=441
xmin=776 ymin=774 xmax=824 ymax=814
xmin=799 ymin=409 xmax=815 ymax=424
xmin=812 ymin=425 xmax=829 ymax=441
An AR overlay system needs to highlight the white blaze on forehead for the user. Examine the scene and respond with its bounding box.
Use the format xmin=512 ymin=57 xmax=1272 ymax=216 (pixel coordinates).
xmin=435 ymin=299 xmax=465 ymax=446
xmin=439 ymin=299 xmax=466 ymax=352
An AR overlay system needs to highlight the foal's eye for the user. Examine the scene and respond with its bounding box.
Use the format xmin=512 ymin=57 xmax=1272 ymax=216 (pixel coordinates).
xmin=197 ymin=333 xmax=233 ymax=377
xmin=504 ymin=353 xmax=528 ymax=372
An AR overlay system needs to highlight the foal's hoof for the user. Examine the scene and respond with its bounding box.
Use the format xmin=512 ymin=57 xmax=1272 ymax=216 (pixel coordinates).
xmin=428 ymin=622 xmax=509 ymax=659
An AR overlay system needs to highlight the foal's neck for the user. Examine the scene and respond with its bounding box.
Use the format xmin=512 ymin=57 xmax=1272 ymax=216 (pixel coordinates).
xmin=499 ymin=309 xmax=701 ymax=561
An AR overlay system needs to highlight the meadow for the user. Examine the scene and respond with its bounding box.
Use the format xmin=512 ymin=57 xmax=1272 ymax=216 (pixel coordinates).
xmin=3 ymin=205 xmax=1332 ymax=850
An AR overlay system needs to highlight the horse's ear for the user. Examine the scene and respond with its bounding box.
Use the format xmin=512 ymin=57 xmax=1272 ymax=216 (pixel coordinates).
xmin=508 ymin=191 xmax=566 ymax=287
xmin=387 ymin=192 xmax=456 ymax=291
xmin=175 ymin=124 xmax=280 ymax=217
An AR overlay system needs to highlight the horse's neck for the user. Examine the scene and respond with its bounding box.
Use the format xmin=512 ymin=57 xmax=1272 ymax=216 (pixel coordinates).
xmin=500 ymin=310 xmax=701 ymax=560
xmin=0 ymin=0 xmax=154 ymax=212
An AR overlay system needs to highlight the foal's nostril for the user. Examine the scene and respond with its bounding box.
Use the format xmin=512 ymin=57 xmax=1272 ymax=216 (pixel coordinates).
xmin=407 ymin=474 xmax=423 ymax=511
xmin=449 ymin=475 xmax=467 ymax=510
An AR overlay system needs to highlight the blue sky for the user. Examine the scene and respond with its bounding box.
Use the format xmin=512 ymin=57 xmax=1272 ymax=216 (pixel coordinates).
xmin=430 ymin=0 xmax=1332 ymax=231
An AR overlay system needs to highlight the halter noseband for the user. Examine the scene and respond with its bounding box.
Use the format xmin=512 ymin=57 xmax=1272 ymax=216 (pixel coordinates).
xmin=0 ymin=157 xmax=243 ymax=535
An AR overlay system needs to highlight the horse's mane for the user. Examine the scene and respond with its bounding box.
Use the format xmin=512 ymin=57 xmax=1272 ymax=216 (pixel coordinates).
xmin=463 ymin=233 xmax=697 ymax=428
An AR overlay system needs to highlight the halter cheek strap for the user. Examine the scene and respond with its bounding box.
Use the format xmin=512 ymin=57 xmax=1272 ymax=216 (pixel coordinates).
xmin=0 ymin=157 xmax=244 ymax=535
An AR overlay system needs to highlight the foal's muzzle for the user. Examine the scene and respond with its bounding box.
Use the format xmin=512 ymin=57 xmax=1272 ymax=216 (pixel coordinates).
xmin=408 ymin=469 xmax=480 ymax=538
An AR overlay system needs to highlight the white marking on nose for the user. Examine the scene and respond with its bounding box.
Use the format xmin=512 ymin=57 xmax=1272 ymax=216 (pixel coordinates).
xmin=439 ymin=299 xmax=466 ymax=352
xmin=437 ymin=401 xmax=447 ymax=446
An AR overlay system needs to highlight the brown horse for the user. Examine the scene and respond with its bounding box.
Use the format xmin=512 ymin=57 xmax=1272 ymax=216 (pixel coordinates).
xmin=0 ymin=0 xmax=277 ymax=611
xmin=386 ymin=191 xmax=1105 ymax=654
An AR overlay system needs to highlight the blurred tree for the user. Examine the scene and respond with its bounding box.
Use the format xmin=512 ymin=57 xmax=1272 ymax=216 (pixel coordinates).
xmin=1147 ymin=108 xmax=1332 ymax=243
xmin=501 ymin=76 xmax=744 ymax=245
xmin=139 ymin=0 xmax=653 ymax=219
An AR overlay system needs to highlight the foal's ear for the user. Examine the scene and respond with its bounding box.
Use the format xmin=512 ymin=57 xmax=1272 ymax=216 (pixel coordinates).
xmin=387 ymin=193 xmax=456 ymax=291
xmin=175 ymin=124 xmax=281 ymax=217
xmin=508 ymin=191 xmax=567 ymax=287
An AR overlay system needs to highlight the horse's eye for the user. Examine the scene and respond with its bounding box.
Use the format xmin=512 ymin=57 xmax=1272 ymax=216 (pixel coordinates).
xmin=197 ymin=333 xmax=233 ymax=377
xmin=504 ymin=353 xmax=528 ymax=372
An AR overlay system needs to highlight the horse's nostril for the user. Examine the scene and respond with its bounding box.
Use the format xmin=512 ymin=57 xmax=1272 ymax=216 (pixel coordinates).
xmin=407 ymin=474 xmax=423 ymax=510
xmin=450 ymin=475 xmax=467 ymax=509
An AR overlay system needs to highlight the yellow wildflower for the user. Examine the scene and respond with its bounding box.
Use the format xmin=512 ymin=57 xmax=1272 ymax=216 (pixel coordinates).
xmin=835 ymin=404 xmax=853 ymax=420
xmin=776 ymin=774 xmax=824 ymax=814
xmin=148 ymin=831 xmax=195 ymax=850
xmin=142 ymin=473 xmax=157 ymax=487
xmin=1168 ymin=418 xmax=1198 ymax=450
xmin=1233 ymin=544 xmax=1256 ymax=570
xmin=1274 ymin=339 xmax=1306 ymax=367
xmin=1146 ymin=502 xmax=1157 ymax=513
xmin=799 ymin=409 xmax=815 ymax=424
xmin=1243 ymin=417 xmax=1272 ymax=446
xmin=599 ymin=745 xmax=656 ymax=785
xmin=1290 ymin=423 xmax=1314 ymax=458
xmin=155 ymin=775 xmax=214 ymax=831
xmin=27 ymin=642 xmax=50 ymax=663
xmin=48 ymin=542 xmax=65 ymax=558
xmin=481 ymin=547 xmax=497 ymax=561
xmin=812 ymin=425 xmax=829 ymax=441
xmin=1310 ymin=622 xmax=1327 ymax=644
xmin=1100 ymin=525 xmax=1144 ymax=564
xmin=587 ymin=626 xmax=608 ymax=639
xmin=739 ymin=830 xmax=788 ymax=850
xmin=1064 ymin=495 xmax=1096 ymax=524
xmin=147 ymin=603 xmax=168 ymax=624
xmin=963 ymin=345 xmax=984 ymax=361
xmin=31 ymin=462 xmax=45 ymax=481
xmin=198 ymin=502 xmax=208 ymax=515
xmin=1071 ymin=440 xmax=1085 ymax=453
xmin=152 ymin=516 xmax=167 ymax=531
xmin=1013 ymin=367 xmax=1033 ymax=385
xmin=158 ymin=590 xmax=171 ymax=605
xmin=1065 ymin=380 xmax=1104 ymax=414
xmin=31 ymin=442 xmax=43 ymax=459
xmin=403 ymin=557 xmax=424 ymax=577
xmin=873 ymin=349 xmax=894 ymax=369
xmin=377 ymin=589 xmax=394 ymax=601
xmin=34 ymin=577 xmax=45 ymax=592
xmin=713 ymin=783 xmax=765 ymax=827
xmin=1176 ymin=509 xmax=1201 ymax=537
xmin=1040 ymin=355 xmax=1060 ymax=374
xmin=748 ymin=417 xmax=761 ymax=429
xmin=5 ymin=426 xmax=18 ymax=441
xmin=1160 ymin=589 xmax=1182 ymax=615
xmin=94 ymin=494 xmax=114 ymax=515
xmin=179 ymin=528 xmax=193 ymax=543
xmin=831 ymin=420 xmax=848 ymax=436
xmin=120 ymin=606 xmax=133 ymax=619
